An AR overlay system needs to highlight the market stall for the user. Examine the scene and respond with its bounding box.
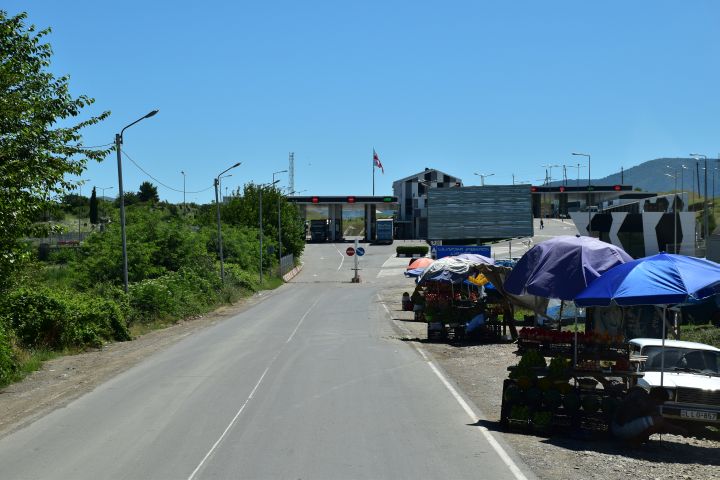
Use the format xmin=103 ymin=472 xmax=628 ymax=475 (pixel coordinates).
xmin=500 ymin=235 xmax=636 ymax=435
xmin=501 ymin=252 xmax=720 ymax=438
xmin=410 ymin=255 xmax=511 ymax=342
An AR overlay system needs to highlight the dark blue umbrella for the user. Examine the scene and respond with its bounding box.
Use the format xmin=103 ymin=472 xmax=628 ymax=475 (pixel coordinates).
xmin=574 ymin=253 xmax=720 ymax=307
xmin=504 ymin=235 xmax=633 ymax=300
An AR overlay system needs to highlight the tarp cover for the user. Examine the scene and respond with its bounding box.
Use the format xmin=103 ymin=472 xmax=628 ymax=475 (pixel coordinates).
xmin=418 ymin=255 xmax=494 ymax=285
xmin=504 ymin=235 xmax=632 ymax=300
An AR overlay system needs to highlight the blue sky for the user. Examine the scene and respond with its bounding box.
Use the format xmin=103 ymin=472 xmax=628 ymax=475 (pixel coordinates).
xmin=6 ymin=1 xmax=720 ymax=203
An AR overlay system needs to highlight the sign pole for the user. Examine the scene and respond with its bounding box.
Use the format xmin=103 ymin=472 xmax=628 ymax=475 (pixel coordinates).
xmin=354 ymin=238 xmax=359 ymax=283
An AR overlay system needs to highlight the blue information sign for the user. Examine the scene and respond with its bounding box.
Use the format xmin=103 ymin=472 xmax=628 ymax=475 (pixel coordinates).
xmin=431 ymin=245 xmax=491 ymax=259
xmin=356 ymin=247 xmax=365 ymax=256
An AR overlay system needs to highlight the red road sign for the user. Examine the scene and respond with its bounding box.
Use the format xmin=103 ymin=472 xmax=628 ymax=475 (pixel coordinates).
xmin=346 ymin=247 xmax=355 ymax=256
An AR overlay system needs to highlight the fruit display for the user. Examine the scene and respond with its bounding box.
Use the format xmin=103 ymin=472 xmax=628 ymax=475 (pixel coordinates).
xmin=500 ymin=346 xmax=630 ymax=436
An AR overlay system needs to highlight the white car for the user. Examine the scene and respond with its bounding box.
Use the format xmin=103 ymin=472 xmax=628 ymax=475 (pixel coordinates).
xmin=630 ymin=338 xmax=720 ymax=434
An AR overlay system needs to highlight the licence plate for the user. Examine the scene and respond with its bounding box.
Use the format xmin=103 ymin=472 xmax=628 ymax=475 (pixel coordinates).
xmin=680 ymin=409 xmax=718 ymax=421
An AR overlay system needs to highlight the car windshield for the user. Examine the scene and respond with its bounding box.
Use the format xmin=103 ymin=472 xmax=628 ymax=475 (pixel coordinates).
xmin=643 ymin=346 xmax=720 ymax=375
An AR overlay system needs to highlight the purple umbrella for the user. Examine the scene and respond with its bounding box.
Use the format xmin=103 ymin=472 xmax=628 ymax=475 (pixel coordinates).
xmin=504 ymin=235 xmax=632 ymax=301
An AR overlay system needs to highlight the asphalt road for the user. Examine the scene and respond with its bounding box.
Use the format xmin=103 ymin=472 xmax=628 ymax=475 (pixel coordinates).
xmin=0 ymin=242 xmax=534 ymax=480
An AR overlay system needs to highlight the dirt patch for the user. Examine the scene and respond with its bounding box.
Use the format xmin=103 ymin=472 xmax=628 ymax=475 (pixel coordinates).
xmin=380 ymin=285 xmax=720 ymax=480
xmin=0 ymin=292 xmax=269 ymax=439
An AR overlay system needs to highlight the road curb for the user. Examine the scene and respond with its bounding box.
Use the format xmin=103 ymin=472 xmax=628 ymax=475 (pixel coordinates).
xmin=282 ymin=263 xmax=304 ymax=282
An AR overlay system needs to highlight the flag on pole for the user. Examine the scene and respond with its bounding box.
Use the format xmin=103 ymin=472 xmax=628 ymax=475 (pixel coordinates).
xmin=373 ymin=149 xmax=384 ymax=174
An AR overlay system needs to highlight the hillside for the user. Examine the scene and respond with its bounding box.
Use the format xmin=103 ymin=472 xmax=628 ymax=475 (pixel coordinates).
xmin=551 ymin=157 xmax=715 ymax=194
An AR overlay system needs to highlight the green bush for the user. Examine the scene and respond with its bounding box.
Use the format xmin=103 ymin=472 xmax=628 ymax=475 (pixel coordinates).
xmin=0 ymin=322 xmax=19 ymax=385
xmin=396 ymin=245 xmax=429 ymax=256
xmin=224 ymin=263 xmax=260 ymax=292
xmin=0 ymin=288 xmax=130 ymax=349
xmin=128 ymin=268 xmax=224 ymax=324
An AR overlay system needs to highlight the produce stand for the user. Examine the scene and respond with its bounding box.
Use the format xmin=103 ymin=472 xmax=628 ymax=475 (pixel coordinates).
xmin=418 ymin=282 xmax=508 ymax=343
xmin=500 ymin=335 xmax=642 ymax=436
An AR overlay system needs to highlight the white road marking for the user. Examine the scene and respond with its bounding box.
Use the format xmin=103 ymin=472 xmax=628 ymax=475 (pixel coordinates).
xmin=377 ymin=268 xmax=408 ymax=278
xmin=376 ymin=294 xmax=529 ymax=480
xmin=187 ymin=297 xmax=322 ymax=480
xmin=333 ymin=244 xmax=345 ymax=271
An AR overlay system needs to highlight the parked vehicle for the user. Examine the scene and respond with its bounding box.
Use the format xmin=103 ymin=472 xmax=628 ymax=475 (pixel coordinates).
xmin=375 ymin=218 xmax=394 ymax=244
xmin=309 ymin=219 xmax=329 ymax=242
xmin=630 ymin=338 xmax=720 ymax=436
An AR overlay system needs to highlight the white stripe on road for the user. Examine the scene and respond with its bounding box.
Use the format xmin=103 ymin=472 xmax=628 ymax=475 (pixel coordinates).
xmin=378 ymin=295 xmax=529 ymax=480
xmin=187 ymin=297 xmax=322 ymax=480
xmin=333 ymin=244 xmax=345 ymax=271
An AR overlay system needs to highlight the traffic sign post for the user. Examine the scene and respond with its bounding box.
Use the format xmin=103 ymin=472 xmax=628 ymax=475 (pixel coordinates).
xmin=351 ymin=239 xmax=361 ymax=283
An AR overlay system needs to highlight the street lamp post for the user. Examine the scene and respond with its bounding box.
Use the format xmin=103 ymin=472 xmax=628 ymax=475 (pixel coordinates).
xmin=116 ymin=110 xmax=158 ymax=292
xmin=259 ymin=179 xmax=280 ymax=285
xmin=214 ymin=162 xmax=242 ymax=283
xmin=665 ymin=170 xmax=678 ymax=253
xmin=181 ymin=170 xmax=186 ymax=211
xmin=273 ymin=170 xmax=288 ymax=274
xmin=219 ymin=174 xmax=233 ymax=203
xmin=572 ymin=153 xmax=591 ymax=236
xmin=691 ymin=153 xmax=709 ymax=245
xmin=97 ymin=186 xmax=113 ymax=220
xmin=473 ymin=172 xmax=494 ymax=186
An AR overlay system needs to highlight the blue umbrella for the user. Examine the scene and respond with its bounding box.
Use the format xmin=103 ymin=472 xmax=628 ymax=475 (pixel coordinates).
xmin=574 ymin=253 xmax=720 ymax=387
xmin=504 ymin=235 xmax=632 ymax=300
xmin=574 ymin=253 xmax=720 ymax=307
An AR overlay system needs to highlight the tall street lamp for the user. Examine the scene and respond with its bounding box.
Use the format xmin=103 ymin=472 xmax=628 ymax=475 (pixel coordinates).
xmin=691 ymin=153 xmax=709 ymax=244
xmin=665 ymin=171 xmax=678 ymax=253
xmin=541 ymin=164 xmax=560 ymax=185
xmin=214 ymin=162 xmax=242 ymax=283
xmin=181 ymin=170 xmax=186 ymax=211
xmin=273 ymin=170 xmax=288 ymax=273
xmin=116 ymin=109 xmax=159 ymax=292
xmin=259 ymin=179 xmax=280 ymax=284
xmin=473 ymin=172 xmax=494 ymax=186
xmin=97 ymin=186 xmax=113 ymax=220
xmin=572 ymin=153 xmax=591 ymax=236
xmin=219 ymin=173 xmax=233 ymax=203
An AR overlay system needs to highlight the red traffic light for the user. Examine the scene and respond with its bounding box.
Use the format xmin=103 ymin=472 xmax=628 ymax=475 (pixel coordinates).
xmin=559 ymin=186 xmax=565 ymax=192
xmin=613 ymin=185 xmax=621 ymax=191
xmin=347 ymin=196 xmax=356 ymax=204
xmin=530 ymin=186 xmax=538 ymax=192
xmin=312 ymin=196 xmax=319 ymax=204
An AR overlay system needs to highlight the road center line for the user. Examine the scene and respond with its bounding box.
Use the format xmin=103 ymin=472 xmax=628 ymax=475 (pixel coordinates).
xmin=187 ymin=296 xmax=322 ymax=480
xmin=376 ymin=294 xmax=529 ymax=480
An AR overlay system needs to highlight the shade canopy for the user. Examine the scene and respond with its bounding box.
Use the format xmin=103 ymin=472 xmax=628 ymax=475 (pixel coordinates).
xmin=503 ymin=235 xmax=632 ymax=300
xmin=574 ymin=253 xmax=720 ymax=307
xmin=407 ymin=257 xmax=434 ymax=270
xmin=418 ymin=255 xmax=494 ymax=285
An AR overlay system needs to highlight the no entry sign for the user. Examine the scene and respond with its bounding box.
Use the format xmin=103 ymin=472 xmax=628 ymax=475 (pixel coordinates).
xmin=346 ymin=247 xmax=355 ymax=256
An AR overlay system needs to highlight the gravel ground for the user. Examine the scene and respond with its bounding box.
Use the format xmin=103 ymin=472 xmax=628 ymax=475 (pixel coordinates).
xmin=380 ymin=285 xmax=720 ymax=480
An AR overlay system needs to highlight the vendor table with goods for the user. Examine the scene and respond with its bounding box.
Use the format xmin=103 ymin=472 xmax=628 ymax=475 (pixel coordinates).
xmin=500 ymin=334 xmax=642 ymax=436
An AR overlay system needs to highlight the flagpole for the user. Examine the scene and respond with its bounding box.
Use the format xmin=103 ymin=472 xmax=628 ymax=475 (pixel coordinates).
xmin=372 ymin=148 xmax=375 ymax=195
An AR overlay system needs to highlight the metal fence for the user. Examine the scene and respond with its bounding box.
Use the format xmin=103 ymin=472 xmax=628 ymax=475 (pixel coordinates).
xmin=280 ymin=254 xmax=295 ymax=276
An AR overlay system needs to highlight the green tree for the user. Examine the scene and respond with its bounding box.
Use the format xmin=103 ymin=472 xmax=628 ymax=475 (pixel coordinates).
xmin=138 ymin=181 xmax=159 ymax=203
xmin=0 ymin=11 xmax=110 ymax=290
xmin=89 ymin=187 xmax=98 ymax=224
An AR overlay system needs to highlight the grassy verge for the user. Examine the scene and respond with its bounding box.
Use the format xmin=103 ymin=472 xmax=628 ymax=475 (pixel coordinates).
xmin=680 ymin=323 xmax=720 ymax=348
xmin=2 ymin=349 xmax=64 ymax=387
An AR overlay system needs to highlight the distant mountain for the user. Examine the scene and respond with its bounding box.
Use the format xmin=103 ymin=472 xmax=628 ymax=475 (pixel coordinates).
xmin=550 ymin=158 xmax=714 ymax=194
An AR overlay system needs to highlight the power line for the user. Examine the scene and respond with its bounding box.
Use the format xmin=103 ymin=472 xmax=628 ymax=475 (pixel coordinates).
xmin=75 ymin=142 xmax=114 ymax=149
xmin=122 ymin=150 xmax=213 ymax=194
